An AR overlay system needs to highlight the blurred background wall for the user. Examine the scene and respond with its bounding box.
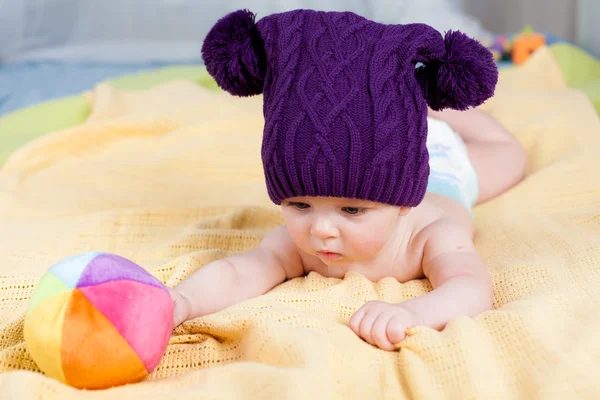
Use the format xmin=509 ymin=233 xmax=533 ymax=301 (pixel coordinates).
xmin=1 ymin=0 xmax=597 ymax=63
xmin=465 ymin=0 xmax=599 ymax=56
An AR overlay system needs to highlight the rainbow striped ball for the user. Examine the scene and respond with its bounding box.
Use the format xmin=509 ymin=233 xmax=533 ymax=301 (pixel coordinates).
xmin=24 ymin=252 xmax=174 ymax=389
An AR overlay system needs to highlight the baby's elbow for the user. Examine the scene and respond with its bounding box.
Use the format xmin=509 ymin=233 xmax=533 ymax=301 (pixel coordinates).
xmin=460 ymin=263 xmax=494 ymax=312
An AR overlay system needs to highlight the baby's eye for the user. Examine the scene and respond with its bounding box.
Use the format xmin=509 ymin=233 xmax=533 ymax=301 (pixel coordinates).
xmin=342 ymin=207 xmax=363 ymax=215
xmin=291 ymin=202 xmax=310 ymax=210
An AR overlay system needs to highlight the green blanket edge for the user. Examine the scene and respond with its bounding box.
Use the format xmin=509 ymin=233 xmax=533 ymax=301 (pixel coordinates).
xmin=0 ymin=66 xmax=219 ymax=165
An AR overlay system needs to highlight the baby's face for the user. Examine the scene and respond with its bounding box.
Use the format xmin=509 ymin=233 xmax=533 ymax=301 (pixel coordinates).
xmin=281 ymin=196 xmax=410 ymax=266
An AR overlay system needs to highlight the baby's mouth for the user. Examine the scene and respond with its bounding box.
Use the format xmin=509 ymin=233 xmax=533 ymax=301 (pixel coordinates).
xmin=316 ymin=250 xmax=341 ymax=261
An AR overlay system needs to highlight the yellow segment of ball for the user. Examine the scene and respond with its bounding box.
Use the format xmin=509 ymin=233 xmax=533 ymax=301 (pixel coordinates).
xmin=24 ymin=289 xmax=72 ymax=385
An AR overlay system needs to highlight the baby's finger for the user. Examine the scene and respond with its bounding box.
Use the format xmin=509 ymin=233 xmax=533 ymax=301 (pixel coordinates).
xmin=359 ymin=309 xmax=380 ymax=346
xmin=348 ymin=307 xmax=366 ymax=335
xmin=371 ymin=313 xmax=395 ymax=351
xmin=386 ymin=315 xmax=409 ymax=345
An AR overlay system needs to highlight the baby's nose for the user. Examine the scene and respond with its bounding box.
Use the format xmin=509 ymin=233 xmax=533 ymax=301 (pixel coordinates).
xmin=310 ymin=217 xmax=338 ymax=239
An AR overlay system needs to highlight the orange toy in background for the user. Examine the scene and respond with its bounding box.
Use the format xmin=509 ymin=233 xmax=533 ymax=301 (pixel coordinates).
xmin=484 ymin=27 xmax=551 ymax=65
xmin=511 ymin=32 xmax=547 ymax=64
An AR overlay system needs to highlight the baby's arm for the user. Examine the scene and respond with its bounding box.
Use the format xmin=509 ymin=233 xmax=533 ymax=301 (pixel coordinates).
xmin=402 ymin=221 xmax=493 ymax=329
xmin=170 ymin=225 xmax=304 ymax=326
xmin=349 ymin=220 xmax=492 ymax=350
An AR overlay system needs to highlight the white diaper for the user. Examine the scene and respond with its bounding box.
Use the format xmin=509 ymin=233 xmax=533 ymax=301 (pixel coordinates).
xmin=425 ymin=117 xmax=479 ymax=212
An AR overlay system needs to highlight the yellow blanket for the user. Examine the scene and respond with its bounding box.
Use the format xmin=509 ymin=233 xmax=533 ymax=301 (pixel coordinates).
xmin=1 ymin=46 xmax=600 ymax=398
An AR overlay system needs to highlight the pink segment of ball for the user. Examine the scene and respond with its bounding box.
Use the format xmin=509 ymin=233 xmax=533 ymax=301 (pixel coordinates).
xmin=79 ymin=280 xmax=174 ymax=373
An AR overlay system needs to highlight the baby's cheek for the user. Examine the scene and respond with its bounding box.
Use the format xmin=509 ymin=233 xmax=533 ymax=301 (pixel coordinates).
xmin=349 ymin=230 xmax=388 ymax=258
xmin=285 ymin=224 xmax=311 ymax=251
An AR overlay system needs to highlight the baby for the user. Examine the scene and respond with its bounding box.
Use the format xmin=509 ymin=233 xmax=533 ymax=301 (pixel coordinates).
xmin=169 ymin=9 xmax=527 ymax=351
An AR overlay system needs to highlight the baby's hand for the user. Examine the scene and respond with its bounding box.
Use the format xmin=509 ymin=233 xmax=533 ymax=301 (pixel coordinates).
xmin=349 ymin=301 xmax=419 ymax=351
xmin=168 ymin=287 xmax=192 ymax=327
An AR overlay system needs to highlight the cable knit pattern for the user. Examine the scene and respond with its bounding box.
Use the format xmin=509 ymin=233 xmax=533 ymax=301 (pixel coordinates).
xmin=202 ymin=9 xmax=498 ymax=207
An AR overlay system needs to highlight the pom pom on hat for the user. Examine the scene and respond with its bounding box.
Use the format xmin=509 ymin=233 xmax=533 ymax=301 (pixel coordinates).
xmin=417 ymin=30 xmax=498 ymax=111
xmin=201 ymin=9 xmax=267 ymax=97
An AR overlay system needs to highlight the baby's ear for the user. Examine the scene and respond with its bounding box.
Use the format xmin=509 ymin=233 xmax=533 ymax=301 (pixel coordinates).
xmin=398 ymin=206 xmax=412 ymax=216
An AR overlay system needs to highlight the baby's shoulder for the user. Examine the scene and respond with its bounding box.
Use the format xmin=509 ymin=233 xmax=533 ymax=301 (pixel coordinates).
xmin=415 ymin=193 xmax=474 ymax=228
xmin=259 ymin=225 xmax=305 ymax=277
xmin=408 ymin=193 xmax=475 ymax=252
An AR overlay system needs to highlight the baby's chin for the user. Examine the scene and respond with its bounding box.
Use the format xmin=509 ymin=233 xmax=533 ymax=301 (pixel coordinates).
xmin=320 ymin=258 xmax=349 ymax=267
xmin=315 ymin=252 xmax=372 ymax=268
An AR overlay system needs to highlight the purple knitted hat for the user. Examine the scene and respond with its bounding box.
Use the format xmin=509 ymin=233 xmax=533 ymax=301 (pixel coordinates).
xmin=201 ymin=9 xmax=498 ymax=206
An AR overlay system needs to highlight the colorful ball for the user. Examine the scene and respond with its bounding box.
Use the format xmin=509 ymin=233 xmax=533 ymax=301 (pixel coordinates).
xmin=24 ymin=252 xmax=174 ymax=389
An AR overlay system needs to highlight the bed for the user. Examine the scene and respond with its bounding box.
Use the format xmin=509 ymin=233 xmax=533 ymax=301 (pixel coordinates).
xmin=1 ymin=3 xmax=600 ymax=399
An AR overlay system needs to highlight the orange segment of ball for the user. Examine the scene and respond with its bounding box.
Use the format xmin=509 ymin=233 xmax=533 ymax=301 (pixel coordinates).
xmin=61 ymin=289 xmax=148 ymax=389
